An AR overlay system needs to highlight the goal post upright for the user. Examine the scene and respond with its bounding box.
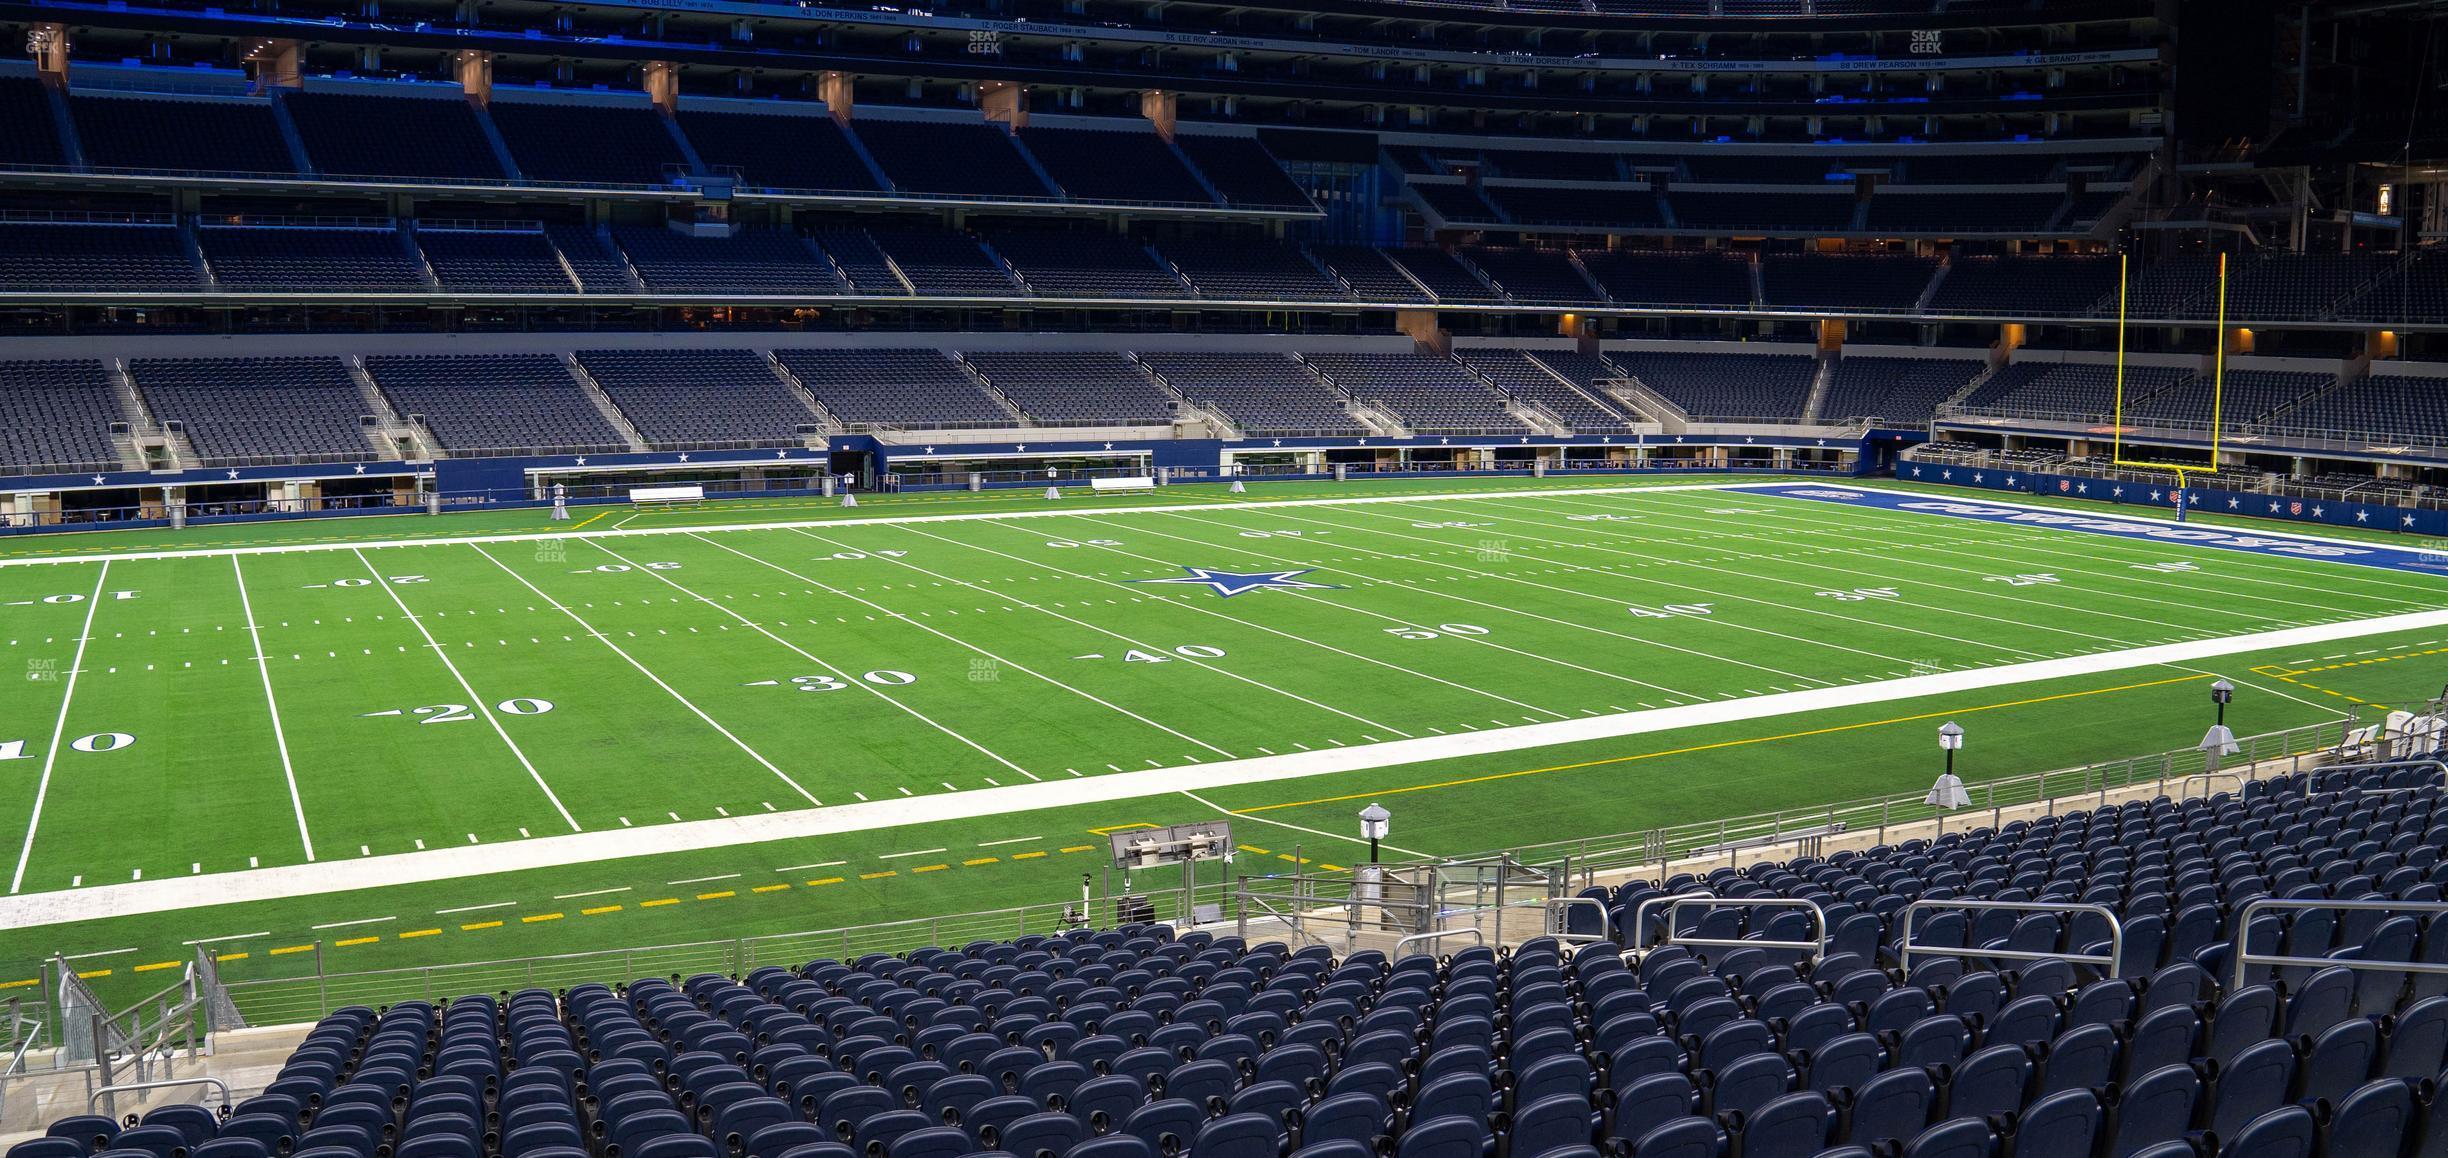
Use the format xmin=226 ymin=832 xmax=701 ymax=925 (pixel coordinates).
xmin=2109 ymin=249 xmax=2231 ymax=511
xmin=2113 ymin=251 xmax=2129 ymax=468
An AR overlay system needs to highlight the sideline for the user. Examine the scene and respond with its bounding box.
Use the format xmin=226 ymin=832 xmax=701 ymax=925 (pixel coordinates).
xmin=0 ymin=481 xmax=1745 ymax=569
xmin=4 ymin=604 xmax=2440 ymax=929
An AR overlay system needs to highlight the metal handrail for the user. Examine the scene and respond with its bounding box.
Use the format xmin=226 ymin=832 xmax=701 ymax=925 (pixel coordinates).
xmin=1393 ymin=928 xmax=1484 ymax=959
xmin=1658 ymin=896 xmax=1828 ymax=959
xmin=1897 ymin=899 xmax=2124 ymax=978
xmin=2307 ymin=761 xmax=2448 ymax=793
xmin=89 ymin=1077 xmax=229 ymax=1113
xmin=2166 ymin=771 xmax=2245 ymax=800
xmin=1549 ymin=897 xmax=1611 ymax=948
xmin=2228 ymin=898 xmax=2448 ymax=994
xmin=1434 ymin=716 xmax=2355 ymax=879
xmin=1626 ymin=892 xmax=1712 ymax=953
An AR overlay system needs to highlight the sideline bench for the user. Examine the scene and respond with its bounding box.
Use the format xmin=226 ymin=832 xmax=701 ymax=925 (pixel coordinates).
xmin=1088 ymin=476 xmax=1157 ymax=492
xmin=629 ymin=484 xmax=706 ymax=507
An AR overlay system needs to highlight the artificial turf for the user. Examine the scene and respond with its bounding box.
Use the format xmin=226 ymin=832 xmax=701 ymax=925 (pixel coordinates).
xmin=2 ymin=473 xmax=2442 ymax=1016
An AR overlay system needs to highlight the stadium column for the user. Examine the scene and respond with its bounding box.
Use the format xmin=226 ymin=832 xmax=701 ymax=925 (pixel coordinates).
xmin=1396 ymin=310 xmax=1449 ymax=357
xmin=645 ymin=61 xmax=679 ymax=116
xmin=1139 ymin=90 xmax=1177 ymax=141
xmin=242 ymin=40 xmax=301 ymax=89
xmin=819 ymin=72 xmax=854 ymax=123
xmin=28 ymin=24 xmax=67 ymax=84
xmin=456 ymin=50 xmax=493 ymax=105
xmin=981 ymin=81 xmax=1027 ymax=130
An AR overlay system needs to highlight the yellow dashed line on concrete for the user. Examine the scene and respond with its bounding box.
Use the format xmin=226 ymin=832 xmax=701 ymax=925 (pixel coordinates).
xmin=150 ymin=827 xmax=1122 ymax=964
xmin=2252 ymin=645 xmax=2445 ymax=706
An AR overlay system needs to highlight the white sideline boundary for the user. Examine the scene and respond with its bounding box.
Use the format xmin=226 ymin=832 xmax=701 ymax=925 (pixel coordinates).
xmin=0 ymin=482 xmax=1750 ymax=569
xmin=5 ymin=605 xmax=2447 ymax=928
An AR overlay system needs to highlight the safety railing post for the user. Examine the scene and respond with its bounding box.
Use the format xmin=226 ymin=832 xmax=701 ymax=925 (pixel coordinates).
xmin=2228 ymin=898 xmax=2448 ymax=994
xmin=1897 ymin=899 xmax=2124 ymax=978
xmin=1652 ymin=896 xmax=1827 ymax=960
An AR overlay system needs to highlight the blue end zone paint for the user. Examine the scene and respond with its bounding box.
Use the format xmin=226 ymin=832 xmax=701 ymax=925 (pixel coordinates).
xmin=1748 ymin=483 xmax=2448 ymax=578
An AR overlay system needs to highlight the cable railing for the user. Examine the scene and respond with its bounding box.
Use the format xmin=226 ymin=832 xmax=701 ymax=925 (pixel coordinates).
xmin=211 ymin=884 xmax=1239 ymax=1028
xmin=1429 ymin=714 xmax=2358 ymax=889
xmin=171 ymin=715 xmax=2373 ymax=1030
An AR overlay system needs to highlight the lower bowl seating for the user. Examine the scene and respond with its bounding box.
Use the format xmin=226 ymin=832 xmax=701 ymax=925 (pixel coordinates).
xmin=20 ymin=758 xmax=2445 ymax=1158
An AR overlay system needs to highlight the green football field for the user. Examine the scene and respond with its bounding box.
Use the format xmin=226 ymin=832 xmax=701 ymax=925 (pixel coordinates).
xmin=3 ymin=473 xmax=2446 ymax=1017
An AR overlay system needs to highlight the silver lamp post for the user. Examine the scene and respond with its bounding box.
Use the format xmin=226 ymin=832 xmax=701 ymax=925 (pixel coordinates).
xmin=1358 ymin=804 xmax=1390 ymax=865
xmin=2202 ymin=678 xmax=2239 ymax=769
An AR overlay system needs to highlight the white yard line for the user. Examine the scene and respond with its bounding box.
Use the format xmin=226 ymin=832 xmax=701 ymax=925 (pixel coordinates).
xmin=233 ymin=556 xmax=315 ymax=862
xmin=1515 ymin=495 xmax=2259 ymax=650
xmin=469 ymin=542 xmax=822 ymax=805
xmin=705 ymin=531 xmax=1234 ymax=758
xmin=863 ymin=524 xmax=1419 ymax=736
xmin=354 ymin=548 xmax=581 ymax=832
xmin=8 ymin=560 xmax=108 ymax=895
xmin=1181 ymin=790 xmax=1431 ymax=859
xmin=309 ymin=915 xmax=393 ymax=930
xmin=1104 ymin=511 xmax=1774 ymax=697
xmin=2172 ymin=663 xmax=2341 ymax=715
xmin=0 ymin=482 xmax=1750 ymax=569
xmin=1003 ymin=520 xmax=1583 ymax=720
xmin=1138 ymin=510 xmax=1824 ymax=690
xmin=1635 ymin=494 xmax=2395 ymax=623
xmin=13 ymin=605 xmax=2448 ymax=928
xmin=587 ymin=537 xmax=1035 ymax=780
xmin=1275 ymin=503 xmax=1957 ymax=666
xmin=1068 ymin=513 xmax=1692 ymax=703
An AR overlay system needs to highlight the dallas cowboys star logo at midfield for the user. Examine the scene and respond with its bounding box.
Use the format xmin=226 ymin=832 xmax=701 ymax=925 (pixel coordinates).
xmin=1133 ymin=566 xmax=1342 ymax=597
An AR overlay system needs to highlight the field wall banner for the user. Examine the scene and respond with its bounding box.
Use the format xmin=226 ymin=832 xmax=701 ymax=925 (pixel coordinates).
xmin=1896 ymin=462 xmax=2448 ymax=539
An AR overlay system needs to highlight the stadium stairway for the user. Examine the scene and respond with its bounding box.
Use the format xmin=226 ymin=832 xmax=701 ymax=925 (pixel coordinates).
xmin=760 ymin=353 xmax=844 ymax=435
xmin=0 ymin=1024 xmax=321 ymax=1142
xmin=341 ymin=357 xmax=427 ymax=461
xmin=103 ymin=358 xmax=172 ymax=471
xmin=102 ymin=362 xmax=195 ymax=470
xmin=1799 ymin=356 xmax=1837 ymax=425
xmin=267 ymin=92 xmax=315 ymax=179
xmin=560 ymin=356 xmax=653 ymax=454
xmin=40 ymin=83 xmax=85 ymax=170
